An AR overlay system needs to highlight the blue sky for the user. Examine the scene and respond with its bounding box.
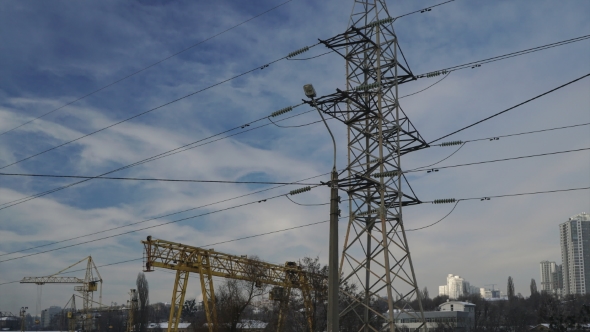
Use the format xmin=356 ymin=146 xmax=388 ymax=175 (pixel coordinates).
xmin=0 ymin=0 xmax=589 ymax=315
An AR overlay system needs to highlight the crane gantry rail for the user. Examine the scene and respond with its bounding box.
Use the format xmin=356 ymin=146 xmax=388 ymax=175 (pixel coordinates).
xmin=142 ymin=236 xmax=325 ymax=332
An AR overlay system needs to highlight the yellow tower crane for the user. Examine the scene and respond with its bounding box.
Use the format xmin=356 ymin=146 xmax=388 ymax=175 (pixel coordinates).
xmin=127 ymin=289 xmax=138 ymax=332
xmin=20 ymin=256 xmax=102 ymax=331
xmin=63 ymin=294 xmax=77 ymax=332
xmin=142 ymin=236 xmax=325 ymax=332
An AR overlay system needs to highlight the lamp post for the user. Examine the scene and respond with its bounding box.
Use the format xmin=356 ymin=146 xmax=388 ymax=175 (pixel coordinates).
xmin=303 ymin=84 xmax=339 ymax=332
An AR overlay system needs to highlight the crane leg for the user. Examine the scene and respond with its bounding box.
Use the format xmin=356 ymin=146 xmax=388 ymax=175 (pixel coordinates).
xmin=276 ymin=287 xmax=292 ymax=332
xmin=200 ymin=254 xmax=218 ymax=332
xmin=168 ymin=270 xmax=189 ymax=332
xmin=300 ymin=281 xmax=315 ymax=332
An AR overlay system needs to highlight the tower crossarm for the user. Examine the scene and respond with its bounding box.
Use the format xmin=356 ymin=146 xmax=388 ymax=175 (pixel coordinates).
xmin=20 ymin=276 xmax=85 ymax=285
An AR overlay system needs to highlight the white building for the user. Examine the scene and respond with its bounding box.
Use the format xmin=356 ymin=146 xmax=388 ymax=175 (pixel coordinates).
xmin=479 ymin=288 xmax=500 ymax=299
xmin=439 ymin=274 xmax=479 ymax=299
xmin=539 ymin=260 xmax=563 ymax=296
xmin=560 ymin=212 xmax=590 ymax=295
xmin=392 ymin=300 xmax=476 ymax=331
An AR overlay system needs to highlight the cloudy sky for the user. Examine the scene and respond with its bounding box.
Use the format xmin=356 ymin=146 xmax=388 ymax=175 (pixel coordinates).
xmin=0 ymin=0 xmax=589 ymax=316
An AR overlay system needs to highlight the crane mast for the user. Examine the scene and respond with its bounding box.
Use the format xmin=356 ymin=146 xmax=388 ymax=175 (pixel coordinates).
xmin=20 ymin=256 xmax=103 ymax=331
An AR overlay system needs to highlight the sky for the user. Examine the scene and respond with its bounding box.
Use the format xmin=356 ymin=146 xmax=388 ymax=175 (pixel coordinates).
xmin=0 ymin=0 xmax=589 ymax=317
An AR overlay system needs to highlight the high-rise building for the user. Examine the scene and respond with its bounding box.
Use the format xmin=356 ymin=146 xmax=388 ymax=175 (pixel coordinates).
xmin=540 ymin=260 xmax=562 ymax=295
xmin=41 ymin=306 xmax=61 ymax=328
xmin=559 ymin=212 xmax=590 ymax=295
xmin=439 ymin=274 xmax=478 ymax=299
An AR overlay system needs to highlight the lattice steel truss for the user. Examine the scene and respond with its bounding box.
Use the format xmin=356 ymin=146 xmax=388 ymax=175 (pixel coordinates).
xmin=305 ymin=1 xmax=428 ymax=330
xmin=142 ymin=236 xmax=324 ymax=332
xmin=20 ymin=256 xmax=102 ymax=332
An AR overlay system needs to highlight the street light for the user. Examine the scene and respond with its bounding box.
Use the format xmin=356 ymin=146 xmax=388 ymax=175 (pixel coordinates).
xmin=303 ymin=84 xmax=339 ymax=332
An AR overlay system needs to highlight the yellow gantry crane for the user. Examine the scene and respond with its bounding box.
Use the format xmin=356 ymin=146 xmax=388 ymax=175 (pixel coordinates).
xmin=20 ymin=256 xmax=103 ymax=331
xmin=142 ymin=236 xmax=324 ymax=332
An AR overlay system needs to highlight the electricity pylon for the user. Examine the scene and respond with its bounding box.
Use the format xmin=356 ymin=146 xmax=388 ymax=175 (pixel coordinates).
xmin=306 ymin=1 xmax=428 ymax=330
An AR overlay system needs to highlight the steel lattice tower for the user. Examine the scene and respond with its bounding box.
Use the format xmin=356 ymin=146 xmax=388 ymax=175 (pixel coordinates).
xmin=309 ymin=1 xmax=429 ymax=330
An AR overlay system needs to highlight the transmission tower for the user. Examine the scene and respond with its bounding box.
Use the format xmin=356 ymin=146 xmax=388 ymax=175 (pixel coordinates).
xmin=307 ymin=1 xmax=428 ymax=330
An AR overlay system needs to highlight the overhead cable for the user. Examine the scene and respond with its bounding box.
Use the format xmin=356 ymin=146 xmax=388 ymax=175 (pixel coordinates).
xmin=0 ymin=173 xmax=320 ymax=185
xmin=412 ymin=123 xmax=589 ymax=172
xmin=0 ymin=106 xmax=313 ymax=210
xmin=418 ymin=35 xmax=590 ymax=78
xmin=0 ymin=172 xmax=330 ymax=257
xmin=1 ymin=185 xmax=587 ymax=281
xmin=0 ymin=40 xmax=319 ymax=171
xmin=0 ymin=183 xmax=322 ymax=263
xmin=428 ymin=73 xmax=590 ymax=144
xmin=406 ymin=147 xmax=590 ymax=174
xmin=0 ymin=0 xmax=297 ymax=138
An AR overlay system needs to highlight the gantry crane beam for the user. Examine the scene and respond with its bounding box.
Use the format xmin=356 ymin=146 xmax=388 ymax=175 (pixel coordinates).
xmin=142 ymin=236 xmax=323 ymax=332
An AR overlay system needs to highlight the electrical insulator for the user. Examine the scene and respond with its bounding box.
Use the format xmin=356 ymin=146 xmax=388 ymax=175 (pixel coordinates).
xmin=439 ymin=140 xmax=463 ymax=147
xmin=270 ymin=106 xmax=294 ymax=117
xmin=289 ymin=186 xmax=311 ymax=195
xmin=432 ymin=198 xmax=456 ymax=204
xmin=425 ymin=69 xmax=449 ymax=78
xmin=354 ymin=82 xmax=380 ymax=91
xmin=367 ymin=16 xmax=394 ymax=28
xmin=356 ymin=208 xmax=377 ymax=217
xmin=287 ymin=46 xmax=310 ymax=58
xmin=373 ymin=170 xmax=400 ymax=178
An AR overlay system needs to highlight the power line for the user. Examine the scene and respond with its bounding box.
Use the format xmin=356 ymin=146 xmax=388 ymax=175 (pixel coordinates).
xmin=463 ymin=122 xmax=590 ymax=143
xmin=0 ymin=0 xmax=457 ymax=168
xmin=417 ymin=35 xmax=590 ymax=78
xmin=0 ymin=0 xmax=297 ymax=139
xmin=457 ymin=187 xmax=590 ymax=202
xmin=428 ymin=73 xmax=590 ymax=144
xmin=3 ymin=185 xmax=587 ymax=286
xmin=0 ymin=42 xmax=319 ymax=171
xmin=400 ymin=71 xmax=451 ymax=99
xmin=0 ymin=172 xmax=330 ymax=257
xmin=394 ymin=0 xmax=456 ymax=20
xmin=0 ymin=182 xmax=328 ymax=263
xmin=413 ymin=122 xmax=589 ymax=171
xmin=0 ymin=173 xmax=320 ymax=185
xmin=406 ymin=201 xmax=460 ymax=232
xmin=410 ymin=187 xmax=590 ymax=230
xmin=406 ymin=147 xmax=590 ymax=173
xmin=0 ymin=107 xmax=314 ymax=210
xmin=0 ymin=192 xmax=288 ymax=263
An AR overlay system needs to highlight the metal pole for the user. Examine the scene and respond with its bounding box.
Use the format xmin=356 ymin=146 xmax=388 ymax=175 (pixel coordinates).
xmin=328 ymin=167 xmax=339 ymax=332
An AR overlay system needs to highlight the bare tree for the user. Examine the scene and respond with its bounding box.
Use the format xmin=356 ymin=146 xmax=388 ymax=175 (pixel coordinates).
xmin=422 ymin=287 xmax=430 ymax=300
xmin=137 ymin=272 xmax=150 ymax=332
xmin=507 ymin=276 xmax=515 ymax=300
xmin=215 ymin=255 xmax=267 ymax=331
xmin=530 ymin=278 xmax=538 ymax=296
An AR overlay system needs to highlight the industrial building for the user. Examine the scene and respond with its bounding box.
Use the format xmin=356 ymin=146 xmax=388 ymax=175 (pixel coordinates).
xmin=392 ymin=300 xmax=475 ymax=331
xmin=559 ymin=212 xmax=590 ymax=295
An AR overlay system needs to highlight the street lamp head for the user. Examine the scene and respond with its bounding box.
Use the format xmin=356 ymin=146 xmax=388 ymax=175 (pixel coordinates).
xmin=303 ymin=84 xmax=316 ymax=98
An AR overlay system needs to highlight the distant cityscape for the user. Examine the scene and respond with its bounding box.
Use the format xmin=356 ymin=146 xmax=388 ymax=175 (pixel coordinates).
xmin=437 ymin=212 xmax=589 ymax=301
xmin=2 ymin=212 xmax=588 ymax=331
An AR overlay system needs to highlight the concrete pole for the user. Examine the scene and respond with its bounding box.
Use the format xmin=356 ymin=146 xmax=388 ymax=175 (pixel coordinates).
xmin=328 ymin=167 xmax=339 ymax=332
